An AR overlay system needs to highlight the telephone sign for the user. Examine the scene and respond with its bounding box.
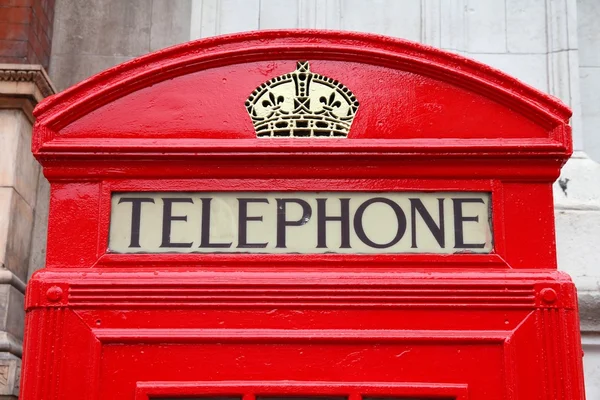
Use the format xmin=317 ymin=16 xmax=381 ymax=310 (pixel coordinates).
xmin=21 ymin=31 xmax=584 ymax=400
xmin=109 ymin=191 xmax=492 ymax=254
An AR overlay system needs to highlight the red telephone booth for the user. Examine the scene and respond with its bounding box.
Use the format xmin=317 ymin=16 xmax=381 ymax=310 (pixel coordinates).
xmin=22 ymin=31 xmax=584 ymax=400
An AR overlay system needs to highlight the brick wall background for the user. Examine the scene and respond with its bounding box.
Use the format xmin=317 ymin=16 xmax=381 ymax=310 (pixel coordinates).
xmin=0 ymin=0 xmax=55 ymax=69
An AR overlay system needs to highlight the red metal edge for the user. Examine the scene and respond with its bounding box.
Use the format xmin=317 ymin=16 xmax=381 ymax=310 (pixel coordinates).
xmin=25 ymin=268 xmax=577 ymax=311
xmin=33 ymin=136 xmax=570 ymax=157
xmin=133 ymin=381 xmax=469 ymax=400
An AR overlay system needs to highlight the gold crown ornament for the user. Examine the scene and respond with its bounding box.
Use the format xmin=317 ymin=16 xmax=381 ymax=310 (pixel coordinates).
xmin=246 ymin=61 xmax=359 ymax=138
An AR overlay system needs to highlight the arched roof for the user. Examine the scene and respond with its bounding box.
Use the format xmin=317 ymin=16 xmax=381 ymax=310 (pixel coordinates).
xmin=32 ymin=30 xmax=572 ymax=159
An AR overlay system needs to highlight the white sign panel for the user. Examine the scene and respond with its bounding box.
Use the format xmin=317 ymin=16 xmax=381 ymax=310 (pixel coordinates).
xmin=109 ymin=192 xmax=492 ymax=254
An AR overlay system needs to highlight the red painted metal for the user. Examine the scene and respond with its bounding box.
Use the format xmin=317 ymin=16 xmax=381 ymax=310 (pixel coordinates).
xmin=21 ymin=30 xmax=584 ymax=399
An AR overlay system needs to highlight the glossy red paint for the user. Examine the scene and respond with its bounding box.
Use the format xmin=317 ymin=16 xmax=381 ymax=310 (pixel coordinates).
xmin=21 ymin=30 xmax=584 ymax=399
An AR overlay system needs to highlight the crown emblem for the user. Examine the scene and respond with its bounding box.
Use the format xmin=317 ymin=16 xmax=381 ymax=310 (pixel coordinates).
xmin=246 ymin=61 xmax=359 ymax=138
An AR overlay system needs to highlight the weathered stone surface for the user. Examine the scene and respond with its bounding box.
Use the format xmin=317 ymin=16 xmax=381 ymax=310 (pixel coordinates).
xmin=583 ymin=333 xmax=600 ymax=400
xmin=545 ymin=0 xmax=577 ymax=52
xmin=506 ymin=0 xmax=547 ymax=53
xmin=556 ymin=208 xmax=600 ymax=291
xmin=216 ymin=0 xmax=260 ymax=35
xmin=0 ymin=110 xmax=37 ymax=208
xmin=341 ymin=0 xmax=421 ymax=41
xmin=49 ymin=53 xmax=133 ymax=92
xmin=52 ymin=0 xmax=152 ymax=57
xmin=258 ymin=0 xmax=300 ymax=30
xmin=580 ymin=67 xmax=600 ymax=162
xmin=468 ymin=52 xmax=549 ymax=92
xmin=464 ymin=0 xmax=507 ymax=53
xmin=0 ymin=283 xmax=25 ymax=350
xmin=0 ymin=188 xmax=34 ymax=283
xmin=0 ymin=353 xmax=20 ymax=398
xmin=578 ymin=0 xmax=600 ymax=162
xmin=579 ymin=0 xmax=600 ymax=67
xmin=0 ymin=113 xmax=19 ymax=195
xmin=150 ymin=0 xmax=192 ymax=52
xmin=554 ymin=152 xmax=600 ymax=211
xmin=580 ymin=292 xmax=600 ymax=332
xmin=50 ymin=0 xmax=197 ymax=90
xmin=27 ymin=174 xmax=50 ymax=280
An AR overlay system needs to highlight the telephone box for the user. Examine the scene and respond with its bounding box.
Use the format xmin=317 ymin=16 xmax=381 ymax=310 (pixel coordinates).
xmin=21 ymin=31 xmax=585 ymax=400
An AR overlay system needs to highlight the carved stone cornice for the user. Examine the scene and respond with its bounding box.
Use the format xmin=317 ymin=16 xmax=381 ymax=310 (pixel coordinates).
xmin=0 ymin=64 xmax=56 ymax=122
xmin=0 ymin=63 xmax=55 ymax=100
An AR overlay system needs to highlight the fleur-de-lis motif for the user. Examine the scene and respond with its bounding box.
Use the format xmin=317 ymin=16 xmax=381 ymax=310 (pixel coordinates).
xmin=320 ymin=92 xmax=342 ymax=110
xmin=262 ymin=91 xmax=284 ymax=109
xmin=246 ymin=61 xmax=359 ymax=138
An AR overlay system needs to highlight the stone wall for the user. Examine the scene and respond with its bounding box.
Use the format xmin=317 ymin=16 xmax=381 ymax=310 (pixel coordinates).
xmin=48 ymin=0 xmax=191 ymax=92
xmin=579 ymin=0 xmax=600 ymax=161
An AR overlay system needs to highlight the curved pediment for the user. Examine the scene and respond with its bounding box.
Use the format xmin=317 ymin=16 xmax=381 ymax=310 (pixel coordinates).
xmin=32 ymin=30 xmax=571 ymax=159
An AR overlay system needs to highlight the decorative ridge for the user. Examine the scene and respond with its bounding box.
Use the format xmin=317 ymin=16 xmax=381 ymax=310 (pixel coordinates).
xmin=0 ymin=63 xmax=56 ymax=99
xmin=68 ymin=283 xmax=536 ymax=308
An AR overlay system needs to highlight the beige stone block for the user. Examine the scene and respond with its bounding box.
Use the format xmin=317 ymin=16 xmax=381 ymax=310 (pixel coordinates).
xmin=27 ymin=174 xmax=49 ymax=279
xmin=341 ymin=0 xmax=422 ymax=42
xmin=0 ymin=188 xmax=33 ymax=282
xmin=0 ymin=110 xmax=38 ymax=208
xmin=582 ymin=334 xmax=600 ymax=400
xmin=554 ymin=152 xmax=600 ymax=209
xmin=579 ymin=0 xmax=600 ymax=67
xmin=150 ymin=0 xmax=192 ymax=52
xmin=52 ymin=0 xmax=152 ymax=58
xmin=0 ymin=114 xmax=17 ymax=194
xmin=421 ymin=0 xmax=442 ymax=47
xmin=546 ymin=0 xmax=578 ymax=52
xmin=468 ymin=53 xmax=548 ymax=92
xmin=506 ymin=0 xmax=547 ymax=53
xmin=49 ymin=54 xmax=133 ymax=92
xmin=218 ymin=0 xmax=260 ymax=35
xmin=465 ymin=0 xmax=507 ymax=53
xmin=580 ymin=292 xmax=600 ymax=332
xmin=580 ymin=68 xmax=600 ymax=162
xmin=555 ymin=208 xmax=600 ymax=292
xmin=0 ymin=285 xmax=24 ymax=344
xmin=0 ymin=353 xmax=20 ymax=398
xmin=440 ymin=0 xmax=467 ymax=52
xmin=0 ymin=193 xmax=8 ymax=283
xmin=258 ymin=0 xmax=299 ymax=30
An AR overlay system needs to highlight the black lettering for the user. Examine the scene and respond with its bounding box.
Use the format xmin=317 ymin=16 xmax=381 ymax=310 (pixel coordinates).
xmin=276 ymin=198 xmax=312 ymax=248
xmin=199 ymin=198 xmax=233 ymax=248
xmin=453 ymin=198 xmax=486 ymax=249
xmin=410 ymin=198 xmax=445 ymax=248
xmin=118 ymin=197 xmax=155 ymax=248
xmin=238 ymin=198 xmax=269 ymax=248
xmin=354 ymin=197 xmax=407 ymax=249
xmin=316 ymin=198 xmax=350 ymax=248
xmin=160 ymin=198 xmax=193 ymax=248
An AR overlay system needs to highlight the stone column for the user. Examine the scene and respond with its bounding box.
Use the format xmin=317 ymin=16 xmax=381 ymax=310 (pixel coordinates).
xmin=0 ymin=65 xmax=54 ymax=399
